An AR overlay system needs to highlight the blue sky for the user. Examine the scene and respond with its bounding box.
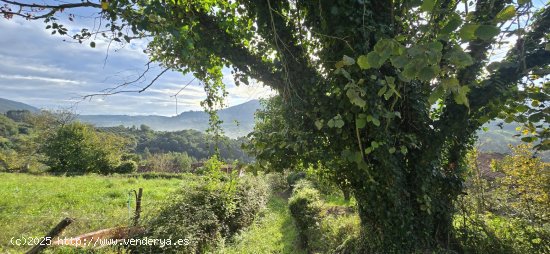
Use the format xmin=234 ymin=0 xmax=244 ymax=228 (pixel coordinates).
xmin=0 ymin=4 xmax=275 ymax=116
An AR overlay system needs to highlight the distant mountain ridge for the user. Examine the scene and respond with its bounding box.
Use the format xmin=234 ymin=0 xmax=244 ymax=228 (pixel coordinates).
xmin=0 ymin=97 xmax=546 ymax=159
xmin=77 ymin=100 xmax=261 ymax=138
xmin=0 ymin=98 xmax=39 ymax=113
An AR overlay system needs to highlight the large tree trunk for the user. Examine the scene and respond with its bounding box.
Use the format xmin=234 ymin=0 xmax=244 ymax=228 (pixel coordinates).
xmin=348 ymin=157 xmax=462 ymax=252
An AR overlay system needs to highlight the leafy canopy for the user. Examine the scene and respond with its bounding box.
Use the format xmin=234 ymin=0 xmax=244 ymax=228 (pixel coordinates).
xmin=1 ymin=0 xmax=549 ymax=251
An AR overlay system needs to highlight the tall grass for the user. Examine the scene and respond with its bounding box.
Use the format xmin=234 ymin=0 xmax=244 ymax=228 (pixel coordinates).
xmin=0 ymin=173 xmax=187 ymax=253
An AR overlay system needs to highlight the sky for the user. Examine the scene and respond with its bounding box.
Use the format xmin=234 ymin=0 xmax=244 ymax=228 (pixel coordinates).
xmin=0 ymin=6 xmax=275 ymax=116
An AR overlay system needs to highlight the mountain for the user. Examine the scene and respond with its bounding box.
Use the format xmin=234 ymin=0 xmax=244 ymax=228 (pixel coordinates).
xmin=0 ymin=98 xmax=39 ymax=113
xmin=78 ymin=100 xmax=261 ymax=138
xmin=1 ymin=97 xmax=546 ymax=159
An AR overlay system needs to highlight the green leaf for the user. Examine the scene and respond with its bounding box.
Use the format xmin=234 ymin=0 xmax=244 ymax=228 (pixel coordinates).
xmin=453 ymin=86 xmax=471 ymax=107
xmin=335 ymin=119 xmax=345 ymax=128
xmin=400 ymin=146 xmax=408 ymax=154
xmin=421 ymin=0 xmax=436 ymax=12
xmin=365 ymin=147 xmax=373 ymax=154
xmin=441 ymin=14 xmax=463 ymax=34
xmin=371 ymin=118 xmax=381 ymax=127
xmin=377 ymin=86 xmax=388 ymax=97
xmin=390 ymin=55 xmax=408 ymax=69
xmin=335 ymin=61 xmax=345 ymax=69
xmin=346 ymin=88 xmax=366 ymax=108
xmin=357 ymin=55 xmax=370 ymax=69
xmin=389 ymin=147 xmax=396 ymax=154
xmin=495 ymin=5 xmax=516 ymax=23
xmin=356 ymin=117 xmax=367 ymax=129
xmin=441 ymin=77 xmax=460 ymax=90
xmin=521 ymin=136 xmax=537 ymax=143
xmin=418 ymin=65 xmax=438 ymax=81
xmin=428 ymin=41 xmax=443 ymax=52
xmin=475 ymin=25 xmax=500 ymax=41
xmin=367 ymin=52 xmax=383 ymax=68
xmin=428 ymin=86 xmax=445 ymax=105
xmin=518 ymin=0 xmax=530 ymax=5
xmin=515 ymin=104 xmax=529 ymax=113
xmin=342 ymin=55 xmax=355 ymax=65
xmin=314 ymin=120 xmax=323 ymax=130
xmin=90 ymin=41 xmax=96 ymax=48
xmin=545 ymin=43 xmax=550 ymax=51
xmin=446 ymin=48 xmax=474 ymax=67
xmin=458 ymin=24 xmax=479 ymax=40
xmin=402 ymin=62 xmax=418 ymax=79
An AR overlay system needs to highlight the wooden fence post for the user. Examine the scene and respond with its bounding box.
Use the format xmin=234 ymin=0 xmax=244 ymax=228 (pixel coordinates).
xmin=133 ymin=188 xmax=143 ymax=226
xmin=26 ymin=217 xmax=73 ymax=254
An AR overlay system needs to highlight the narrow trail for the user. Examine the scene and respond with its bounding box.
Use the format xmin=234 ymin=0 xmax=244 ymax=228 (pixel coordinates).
xmin=219 ymin=195 xmax=305 ymax=254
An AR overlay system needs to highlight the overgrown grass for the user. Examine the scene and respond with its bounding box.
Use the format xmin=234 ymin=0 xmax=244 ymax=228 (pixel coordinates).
xmin=219 ymin=195 xmax=305 ymax=254
xmin=0 ymin=172 xmax=187 ymax=253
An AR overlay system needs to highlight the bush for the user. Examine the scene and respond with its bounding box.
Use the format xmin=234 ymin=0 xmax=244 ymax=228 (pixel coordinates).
xmin=141 ymin=152 xmax=193 ymax=173
xmin=286 ymin=171 xmax=306 ymax=188
xmin=115 ymin=160 xmax=138 ymax=173
xmin=289 ymin=179 xmax=361 ymax=253
xmin=131 ymin=173 xmax=268 ymax=253
xmin=288 ymin=180 xmax=323 ymax=251
xmin=226 ymin=175 xmax=269 ymax=235
xmin=265 ymin=172 xmax=289 ymax=194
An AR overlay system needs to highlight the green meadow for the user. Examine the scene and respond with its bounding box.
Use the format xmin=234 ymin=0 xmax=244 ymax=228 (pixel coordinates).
xmin=0 ymin=173 xmax=185 ymax=253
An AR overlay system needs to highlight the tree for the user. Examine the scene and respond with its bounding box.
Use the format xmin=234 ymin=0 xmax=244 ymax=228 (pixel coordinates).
xmin=42 ymin=122 xmax=127 ymax=174
xmin=1 ymin=0 xmax=549 ymax=251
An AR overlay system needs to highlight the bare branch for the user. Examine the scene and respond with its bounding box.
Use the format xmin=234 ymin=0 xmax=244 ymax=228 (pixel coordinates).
xmin=82 ymin=67 xmax=169 ymax=100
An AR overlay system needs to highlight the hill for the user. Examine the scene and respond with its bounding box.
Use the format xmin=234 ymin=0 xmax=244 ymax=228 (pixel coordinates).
xmin=78 ymin=100 xmax=261 ymax=138
xmin=0 ymin=98 xmax=39 ymax=113
xmin=0 ymin=97 xmax=546 ymax=159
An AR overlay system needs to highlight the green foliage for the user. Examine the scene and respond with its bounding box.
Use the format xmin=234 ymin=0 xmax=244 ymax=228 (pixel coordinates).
xmin=288 ymin=180 xmax=360 ymax=253
xmin=492 ymin=144 xmax=549 ymax=224
xmin=265 ymin=172 xmax=290 ymax=194
xmin=132 ymin=174 xmax=268 ymax=253
xmin=142 ymin=152 xmax=194 ymax=173
xmin=455 ymin=147 xmax=550 ymax=253
xmin=104 ymin=126 xmax=253 ymax=163
xmin=42 ymin=122 xmax=128 ymax=174
xmin=3 ymin=0 xmax=550 ymax=252
xmin=0 ymin=114 xmax=18 ymax=137
xmin=115 ymin=160 xmax=138 ymax=173
xmin=286 ymin=171 xmax=306 ymax=189
xmin=288 ymin=180 xmax=323 ymax=251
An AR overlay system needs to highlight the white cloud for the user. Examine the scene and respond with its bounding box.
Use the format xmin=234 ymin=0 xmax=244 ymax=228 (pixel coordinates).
xmin=0 ymin=74 xmax=82 ymax=85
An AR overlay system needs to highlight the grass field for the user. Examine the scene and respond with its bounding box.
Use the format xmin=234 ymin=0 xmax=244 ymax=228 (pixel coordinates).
xmin=0 ymin=173 xmax=310 ymax=253
xmin=0 ymin=173 xmax=187 ymax=253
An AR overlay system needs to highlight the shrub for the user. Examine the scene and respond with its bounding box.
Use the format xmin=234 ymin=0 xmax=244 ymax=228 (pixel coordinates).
xmin=288 ymin=179 xmax=323 ymax=251
xmin=141 ymin=152 xmax=193 ymax=173
xmin=265 ymin=172 xmax=289 ymax=194
xmin=115 ymin=160 xmax=138 ymax=173
xmin=289 ymin=179 xmax=361 ymax=253
xmin=131 ymin=173 xmax=268 ymax=253
xmin=286 ymin=171 xmax=306 ymax=188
